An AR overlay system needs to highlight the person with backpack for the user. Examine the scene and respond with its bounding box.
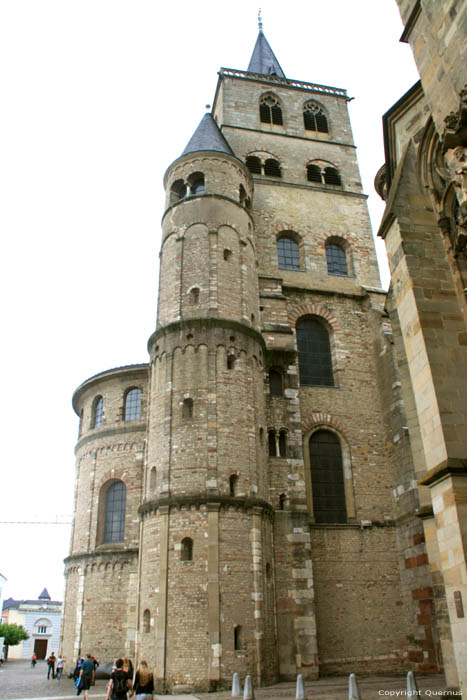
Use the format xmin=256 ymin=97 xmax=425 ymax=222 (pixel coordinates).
xmin=106 ymin=658 xmax=132 ymax=700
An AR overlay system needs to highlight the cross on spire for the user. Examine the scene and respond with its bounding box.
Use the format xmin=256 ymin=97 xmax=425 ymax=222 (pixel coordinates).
xmin=258 ymin=8 xmax=263 ymax=32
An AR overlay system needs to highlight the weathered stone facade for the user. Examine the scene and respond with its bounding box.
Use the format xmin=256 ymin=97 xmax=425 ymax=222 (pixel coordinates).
xmin=61 ymin=26 xmax=444 ymax=692
xmin=376 ymin=0 xmax=467 ymax=691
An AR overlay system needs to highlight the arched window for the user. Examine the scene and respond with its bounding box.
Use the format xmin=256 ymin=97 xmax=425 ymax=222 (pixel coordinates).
xmin=324 ymin=167 xmax=342 ymax=185
xmin=229 ymin=474 xmax=238 ymax=496
xmin=268 ymin=429 xmax=277 ymax=457
xmin=143 ymin=609 xmax=151 ymax=633
xmin=91 ymin=396 xmax=103 ymax=429
xmin=234 ymin=625 xmax=242 ymax=650
xmin=103 ymin=481 xmax=126 ymax=543
xmin=279 ymin=493 xmax=286 ymax=510
xmin=259 ymin=94 xmax=283 ymax=125
xmin=183 ymin=398 xmax=194 ymax=419
xmin=190 ymin=287 xmax=200 ymax=305
xmin=189 ymin=172 xmax=205 ymax=195
xmin=227 ymin=354 xmax=236 ymax=370
xmin=170 ymin=179 xmax=187 ymax=203
xmin=124 ymin=388 xmax=141 ymax=421
xmin=303 ymin=101 xmax=328 ymax=133
xmin=279 ymin=430 xmax=287 ymax=458
xmin=264 ymin=158 xmax=281 ymax=177
xmin=246 ymin=156 xmax=262 ymax=174
xmin=277 ymin=235 xmax=300 ymax=270
xmin=296 ymin=318 xmax=334 ymax=387
xmin=326 ymin=243 xmax=348 ymax=276
xmin=269 ymin=369 xmax=283 ymax=396
xmin=307 ymin=164 xmax=322 ymax=183
xmin=150 ymin=466 xmax=157 ymax=492
xmin=181 ymin=537 xmax=193 ymax=561
xmin=309 ymin=430 xmax=346 ymax=523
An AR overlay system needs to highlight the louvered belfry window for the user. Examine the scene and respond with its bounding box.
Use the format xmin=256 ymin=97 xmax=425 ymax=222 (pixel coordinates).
xmin=296 ymin=318 xmax=334 ymax=386
xmin=260 ymin=95 xmax=283 ymax=125
xmin=309 ymin=430 xmax=347 ymax=523
xmin=303 ymin=101 xmax=328 ymax=133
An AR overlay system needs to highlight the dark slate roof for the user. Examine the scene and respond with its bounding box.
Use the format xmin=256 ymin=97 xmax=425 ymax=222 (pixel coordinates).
xmin=181 ymin=113 xmax=234 ymax=157
xmin=247 ymin=30 xmax=286 ymax=78
xmin=38 ymin=588 xmax=50 ymax=600
xmin=2 ymin=597 xmax=62 ymax=610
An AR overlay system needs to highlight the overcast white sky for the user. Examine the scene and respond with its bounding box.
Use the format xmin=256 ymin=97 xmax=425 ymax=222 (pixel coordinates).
xmin=0 ymin=0 xmax=419 ymax=604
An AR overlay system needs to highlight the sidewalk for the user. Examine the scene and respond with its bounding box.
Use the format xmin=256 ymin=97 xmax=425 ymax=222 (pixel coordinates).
xmin=0 ymin=660 xmax=450 ymax=700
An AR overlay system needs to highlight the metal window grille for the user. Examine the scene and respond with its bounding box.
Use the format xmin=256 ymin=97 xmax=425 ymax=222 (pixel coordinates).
xmin=103 ymin=481 xmax=126 ymax=543
xmin=296 ymin=319 xmax=334 ymax=386
xmin=309 ymin=430 xmax=347 ymax=523
xmin=326 ymin=244 xmax=348 ymax=276
xmin=277 ymin=237 xmax=300 ymax=270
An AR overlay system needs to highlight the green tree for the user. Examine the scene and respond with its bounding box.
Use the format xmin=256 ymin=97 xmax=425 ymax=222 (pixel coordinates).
xmin=0 ymin=623 xmax=29 ymax=659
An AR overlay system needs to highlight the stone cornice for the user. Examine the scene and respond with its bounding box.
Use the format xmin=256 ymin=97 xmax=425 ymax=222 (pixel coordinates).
xmin=419 ymin=458 xmax=467 ymax=488
xmin=147 ymin=317 xmax=266 ymax=354
xmin=139 ymin=494 xmax=274 ymax=518
xmin=75 ymin=421 xmax=146 ymax=453
xmin=64 ymin=547 xmax=139 ymax=565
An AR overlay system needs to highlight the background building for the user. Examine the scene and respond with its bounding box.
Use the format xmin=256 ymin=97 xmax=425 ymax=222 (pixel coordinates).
xmin=2 ymin=588 xmax=62 ymax=660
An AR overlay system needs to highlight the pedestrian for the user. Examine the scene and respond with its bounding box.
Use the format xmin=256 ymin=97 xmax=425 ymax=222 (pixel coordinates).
xmin=56 ymin=654 xmax=65 ymax=680
xmin=133 ymin=660 xmax=154 ymax=700
xmin=122 ymin=657 xmax=133 ymax=680
xmin=73 ymin=656 xmax=83 ymax=679
xmin=79 ymin=653 xmax=95 ymax=700
xmin=46 ymin=651 xmax=56 ymax=679
xmin=31 ymin=653 xmax=37 ymax=668
xmin=106 ymin=658 xmax=132 ymax=700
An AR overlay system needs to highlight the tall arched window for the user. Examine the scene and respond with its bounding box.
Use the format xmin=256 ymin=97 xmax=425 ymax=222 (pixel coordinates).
xmin=150 ymin=466 xmax=157 ymax=492
xmin=234 ymin=625 xmax=242 ymax=650
xmin=277 ymin=235 xmax=300 ymax=270
xmin=259 ymin=94 xmax=283 ymax=125
xmin=103 ymin=481 xmax=127 ymax=543
xmin=309 ymin=430 xmax=346 ymax=523
xmin=229 ymin=474 xmax=238 ymax=496
xmin=268 ymin=429 xmax=277 ymax=457
xmin=326 ymin=243 xmax=348 ymax=276
xmin=181 ymin=537 xmax=193 ymax=561
xmin=303 ymin=101 xmax=328 ymax=133
xmin=296 ymin=318 xmax=334 ymax=386
xmin=91 ymin=396 xmax=103 ymax=429
xmin=124 ymin=388 xmax=141 ymax=421
xmin=279 ymin=430 xmax=287 ymax=458
xmin=143 ymin=609 xmax=151 ymax=633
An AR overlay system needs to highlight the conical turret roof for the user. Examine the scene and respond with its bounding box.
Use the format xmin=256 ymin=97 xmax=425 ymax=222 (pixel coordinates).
xmin=247 ymin=30 xmax=286 ymax=78
xmin=181 ymin=113 xmax=234 ymax=157
xmin=38 ymin=588 xmax=51 ymax=600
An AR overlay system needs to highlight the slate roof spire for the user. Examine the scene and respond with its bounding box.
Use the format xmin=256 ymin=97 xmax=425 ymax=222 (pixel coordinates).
xmin=38 ymin=587 xmax=51 ymax=600
xmin=247 ymin=15 xmax=286 ymax=79
xmin=181 ymin=112 xmax=234 ymax=157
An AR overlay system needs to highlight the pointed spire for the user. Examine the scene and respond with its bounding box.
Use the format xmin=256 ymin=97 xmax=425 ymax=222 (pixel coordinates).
xmin=247 ymin=18 xmax=286 ymax=78
xmin=38 ymin=588 xmax=51 ymax=600
xmin=181 ymin=113 xmax=234 ymax=158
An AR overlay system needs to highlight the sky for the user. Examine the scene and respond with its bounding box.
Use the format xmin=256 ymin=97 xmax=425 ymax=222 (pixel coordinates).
xmin=0 ymin=0 xmax=420 ymax=604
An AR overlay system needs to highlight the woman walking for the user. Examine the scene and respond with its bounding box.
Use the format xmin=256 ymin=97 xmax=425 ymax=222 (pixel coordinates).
xmin=132 ymin=660 xmax=154 ymax=700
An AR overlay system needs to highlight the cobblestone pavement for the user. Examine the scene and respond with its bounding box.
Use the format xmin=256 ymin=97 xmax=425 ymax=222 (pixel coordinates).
xmin=0 ymin=660 xmax=450 ymax=700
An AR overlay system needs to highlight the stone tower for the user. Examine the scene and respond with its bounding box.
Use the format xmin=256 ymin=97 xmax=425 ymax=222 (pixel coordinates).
xmin=61 ymin=27 xmax=439 ymax=692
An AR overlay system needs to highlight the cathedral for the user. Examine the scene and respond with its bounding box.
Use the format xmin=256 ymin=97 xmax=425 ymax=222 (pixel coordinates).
xmin=61 ymin=4 xmax=467 ymax=694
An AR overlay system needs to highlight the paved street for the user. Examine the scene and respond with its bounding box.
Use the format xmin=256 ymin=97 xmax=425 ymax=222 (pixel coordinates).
xmin=0 ymin=660 xmax=450 ymax=700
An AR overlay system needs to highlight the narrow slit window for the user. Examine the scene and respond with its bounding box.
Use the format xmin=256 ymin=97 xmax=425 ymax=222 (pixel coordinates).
xmin=181 ymin=537 xmax=193 ymax=561
xmin=229 ymin=474 xmax=238 ymax=496
xmin=183 ymin=398 xmax=194 ymax=419
xmin=268 ymin=429 xmax=277 ymax=457
xmin=279 ymin=430 xmax=287 ymax=458
xmin=234 ymin=625 xmax=242 ymax=650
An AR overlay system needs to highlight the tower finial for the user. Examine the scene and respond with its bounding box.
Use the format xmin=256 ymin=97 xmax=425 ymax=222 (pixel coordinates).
xmin=258 ymin=8 xmax=263 ymax=32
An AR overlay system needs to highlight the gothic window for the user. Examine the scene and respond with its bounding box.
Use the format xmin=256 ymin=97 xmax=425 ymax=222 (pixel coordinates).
xmin=246 ymin=156 xmax=262 ymax=174
xmin=143 ymin=609 xmax=151 ymax=633
xmin=309 ymin=430 xmax=346 ymax=523
xmin=124 ymin=387 xmax=141 ymax=421
xmin=303 ymin=101 xmax=328 ymax=133
xmin=91 ymin=395 xmax=103 ymax=429
xmin=264 ymin=158 xmax=281 ymax=177
xmin=324 ymin=167 xmax=342 ymax=185
xmin=279 ymin=430 xmax=287 ymax=458
xmin=259 ymin=94 xmax=283 ymax=125
xmin=277 ymin=235 xmax=300 ymax=270
xmin=268 ymin=429 xmax=277 ymax=457
xmin=103 ymin=481 xmax=126 ymax=543
xmin=183 ymin=398 xmax=194 ymax=419
xmin=296 ymin=318 xmax=334 ymax=387
xmin=326 ymin=243 xmax=348 ymax=276
xmin=269 ymin=369 xmax=283 ymax=396
xmin=189 ymin=172 xmax=205 ymax=195
xmin=181 ymin=537 xmax=193 ymax=561
xmin=307 ymin=164 xmax=322 ymax=183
